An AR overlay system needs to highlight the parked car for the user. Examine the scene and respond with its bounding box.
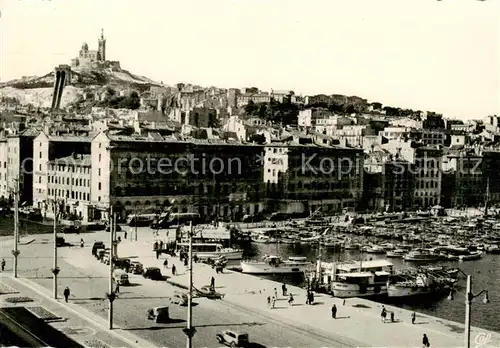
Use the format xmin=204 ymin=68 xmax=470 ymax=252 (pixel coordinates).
xmin=143 ymin=267 xmax=163 ymax=280
xmin=113 ymin=270 xmax=129 ymax=285
xmin=102 ymin=252 xmax=111 ymax=265
xmin=216 ymin=330 xmax=249 ymax=347
xmin=97 ymin=249 xmax=108 ymax=261
xmin=114 ymin=257 xmax=131 ymax=270
xmin=92 ymin=241 xmax=105 ymax=257
xmin=197 ymin=285 xmax=224 ymax=299
xmin=170 ymin=291 xmax=188 ymax=306
xmin=146 ymin=306 xmax=169 ymax=323
xmin=129 ymin=261 xmax=143 ymax=274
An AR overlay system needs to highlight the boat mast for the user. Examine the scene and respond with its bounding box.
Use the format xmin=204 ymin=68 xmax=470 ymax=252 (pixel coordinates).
xmin=484 ymin=177 xmax=490 ymax=218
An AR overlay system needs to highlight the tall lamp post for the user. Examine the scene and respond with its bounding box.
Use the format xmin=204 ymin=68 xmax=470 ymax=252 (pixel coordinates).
xmin=51 ymin=198 xmax=62 ymax=299
xmin=447 ymin=269 xmax=489 ymax=348
xmin=12 ymin=178 xmax=20 ymax=278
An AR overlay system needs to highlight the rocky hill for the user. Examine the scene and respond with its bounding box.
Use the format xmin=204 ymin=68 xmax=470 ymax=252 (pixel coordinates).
xmin=0 ymin=63 xmax=162 ymax=109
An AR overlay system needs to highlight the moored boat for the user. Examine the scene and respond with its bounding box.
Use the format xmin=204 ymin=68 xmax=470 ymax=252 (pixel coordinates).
xmin=316 ymin=259 xmax=394 ymax=298
xmin=458 ymin=251 xmax=483 ymax=261
xmin=386 ymin=249 xmax=406 ymax=258
xmin=177 ymin=242 xmax=243 ymax=261
xmin=240 ymin=255 xmax=312 ymax=275
xmin=404 ymin=248 xmax=442 ymax=262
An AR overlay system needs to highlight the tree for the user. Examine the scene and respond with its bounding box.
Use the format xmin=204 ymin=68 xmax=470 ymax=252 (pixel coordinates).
xmin=244 ymin=100 xmax=257 ymax=116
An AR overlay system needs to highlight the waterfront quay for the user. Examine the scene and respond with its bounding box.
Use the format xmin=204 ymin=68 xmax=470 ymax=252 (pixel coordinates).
xmin=1 ymin=228 xmax=499 ymax=347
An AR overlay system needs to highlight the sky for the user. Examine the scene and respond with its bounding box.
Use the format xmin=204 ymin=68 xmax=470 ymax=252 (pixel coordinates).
xmin=0 ymin=0 xmax=498 ymax=120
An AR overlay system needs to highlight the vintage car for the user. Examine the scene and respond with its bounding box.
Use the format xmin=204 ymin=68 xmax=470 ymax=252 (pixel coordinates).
xmin=196 ymin=285 xmax=224 ymax=299
xmin=143 ymin=267 xmax=163 ymax=280
xmin=216 ymin=330 xmax=249 ymax=347
xmin=129 ymin=261 xmax=144 ymax=274
xmin=170 ymin=291 xmax=188 ymax=306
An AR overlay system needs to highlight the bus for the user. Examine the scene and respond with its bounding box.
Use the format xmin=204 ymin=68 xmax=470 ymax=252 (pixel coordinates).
xmin=150 ymin=212 xmax=201 ymax=229
xmin=126 ymin=213 xmax=158 ymax=227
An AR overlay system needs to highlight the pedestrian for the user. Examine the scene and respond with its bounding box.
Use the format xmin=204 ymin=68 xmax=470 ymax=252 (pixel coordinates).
xmin=390 ymin=311 xmax=395 ymax=322
xmin=271 ymin=296 xmax=276 ymax=309
xmin=422 ymin=334 xmax=430 ymax=347
xmin=156 ymin=250 xmax=160 ymax=260
xmin=184 ymin=257 xmax=188 ymax=267
xmin=288 ymin=293 xmax=294 ymax=306
xmin=306 ymin=291 xmax=310 ymax=305
xmin=412 ymin=311 xmax=416 ymax=324
xmin=343 ymin=299 xmax=346 ymax=306
xmin=267 ymin=296 xmax=271 ymax=308
xmin=381 ymin=306 xmax=387 ymax=323
xmin=124 ymin=231 xmax=127 ymax=239
xmin=331 ymin=304 xmax=337 ymax=319
xmin=210 ymin=276 xmax=215 ymax=291
xmin=63 ymin=286 xmax=70 ymax=302
xmin=172 ymin=264 xmax=176 ymax=276
xmin=1 ymin=258 xmax=5 ymax=271
xmin=163 ymin=259 xmax=168 ymax=269
xmin=115 ymin=283 xmax=120 ymax=294
xmin=309 ymin=291 xmax=314 ymax=305
xmin=274 ymin=287 xmax=278 ymax=299
xmin=80 ymin=238 xmax=84 ymax=248
xmin=282 ymin=283 xmax=287 ymax=296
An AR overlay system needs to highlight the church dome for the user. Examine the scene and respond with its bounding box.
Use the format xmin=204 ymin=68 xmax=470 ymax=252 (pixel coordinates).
xmin=81 ymin=42 xmax=89 ymax=51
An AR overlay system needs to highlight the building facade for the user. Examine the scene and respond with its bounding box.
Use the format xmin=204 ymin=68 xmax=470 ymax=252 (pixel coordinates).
xmin=91 ymin=132 xmax=264 ymax=222
xmin=0 ymin=137 xmax=8 ymax=201
xmin=441 ymin=151 xmax=484 ymax=208
xmin=264 ymin=141 xmax=364 ymax=214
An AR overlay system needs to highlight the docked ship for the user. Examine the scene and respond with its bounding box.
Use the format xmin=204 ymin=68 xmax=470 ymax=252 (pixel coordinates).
xmin=176 ymin=242 xmax=243 ymax=261
xmin=240 ymin=255 xmax=312 ymax=275
xmin=313 ymin=259 xmax=394 ymax=298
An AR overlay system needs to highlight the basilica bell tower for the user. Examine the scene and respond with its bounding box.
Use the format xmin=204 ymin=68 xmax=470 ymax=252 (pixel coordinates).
xmin=98 ymin=29 xmax=106 ymax=61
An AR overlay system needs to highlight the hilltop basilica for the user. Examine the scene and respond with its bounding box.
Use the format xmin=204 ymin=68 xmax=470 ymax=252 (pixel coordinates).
xmin=70 ymin=29 xmax=107 ymax=70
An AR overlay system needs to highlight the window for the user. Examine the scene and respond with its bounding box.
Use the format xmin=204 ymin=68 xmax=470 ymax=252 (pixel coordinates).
xmin=98 ymin=182 xmax=102 ymax=190
xmin=39 ymin=152 xmax=42 ymax=158
xmin=99 ymin=154 xmax=101 ymax=162
xmin=98 ymin=168 xmax=101 ymax=176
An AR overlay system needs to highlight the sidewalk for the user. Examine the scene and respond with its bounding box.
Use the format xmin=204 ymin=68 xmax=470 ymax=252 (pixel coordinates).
xmin=166 ymin=261 xmax=500 ymax=348
xmin=0 ymin=275 xmax=143 ymax=348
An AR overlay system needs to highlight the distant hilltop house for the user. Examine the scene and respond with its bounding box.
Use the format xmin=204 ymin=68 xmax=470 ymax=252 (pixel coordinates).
xmin=70 ymin=29 xmax=120 ymax=71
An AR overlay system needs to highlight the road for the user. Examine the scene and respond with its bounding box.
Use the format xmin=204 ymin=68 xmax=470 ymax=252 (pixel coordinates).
xmin=1 ymin=232 xmax=341 ymax=348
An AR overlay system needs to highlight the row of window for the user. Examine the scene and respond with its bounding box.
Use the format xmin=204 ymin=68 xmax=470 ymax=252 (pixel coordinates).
xmin=48 ymin=175 xmax=91 ymax=187
xmin=48 ymin=188 xmax=90 ymax=201
xmin=48 ymin=165 xmax=91 ymax=175
xmin=415 ymin=180 xmax=439 ymax=189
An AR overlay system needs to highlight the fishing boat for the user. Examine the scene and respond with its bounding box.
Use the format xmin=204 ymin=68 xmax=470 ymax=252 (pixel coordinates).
xmin=387 ymin=271 xmax=451 ymax=299
xmin=316 ymin=259 xmax=394 ymax=298
xmin=458 ymin=251 xmax=483 ymax=261
xmin=240 ymin=255 xmax=312 ymax=275
xmin=365 ymin=245 xmax=386 ymax=254
xmin=403 ymin=248 xmax=442 ymax=262
xmin=176 ymin=242 xmax=243 ymax=261
xmin=252 ymin=235 xmax=271 ymax=243
xmin=488 ymin=245 xmax=500 ymax=254
xmin=386 ymin=249 xmax=406 ymax=258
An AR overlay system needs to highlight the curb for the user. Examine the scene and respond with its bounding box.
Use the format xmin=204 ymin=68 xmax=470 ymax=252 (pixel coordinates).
xmin=9 ymin=276 xmax=156 ymax=348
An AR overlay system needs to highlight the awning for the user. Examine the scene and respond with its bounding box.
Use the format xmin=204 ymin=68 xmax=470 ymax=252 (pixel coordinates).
xmin=375 ymin=271 xmax=391 ymax=276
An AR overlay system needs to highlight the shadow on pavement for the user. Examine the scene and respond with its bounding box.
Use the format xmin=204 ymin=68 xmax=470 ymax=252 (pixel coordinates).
xmin=123 ymin=283 xmax=141 ymax=287
xmin=248 ymin=343 xmax=267 ymax=348
xmin=195 ymin=322 xmax=265 ymax=328
xmin=333 ymin=316 xmax=351 ymax=319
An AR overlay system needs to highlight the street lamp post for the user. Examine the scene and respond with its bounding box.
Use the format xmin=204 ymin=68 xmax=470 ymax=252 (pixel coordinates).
xmin=108 ymin=206 xmax=116 ymax=330
xmin=52 ymin=200 xmax=60 ymax=299
xmin=12 ymin=179 xmax=20 ymax=278
xmin=447 ymin=270 xmax=489 ymax=348
xmin=181 ymin=220 xmax=196 ymax=347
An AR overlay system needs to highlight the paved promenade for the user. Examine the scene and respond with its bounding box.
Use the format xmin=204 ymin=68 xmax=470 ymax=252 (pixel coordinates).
xmin=115 ymin=230 xmax=500 ymax=348
xmin=0 ymin=275 xmax=136 ymax=348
